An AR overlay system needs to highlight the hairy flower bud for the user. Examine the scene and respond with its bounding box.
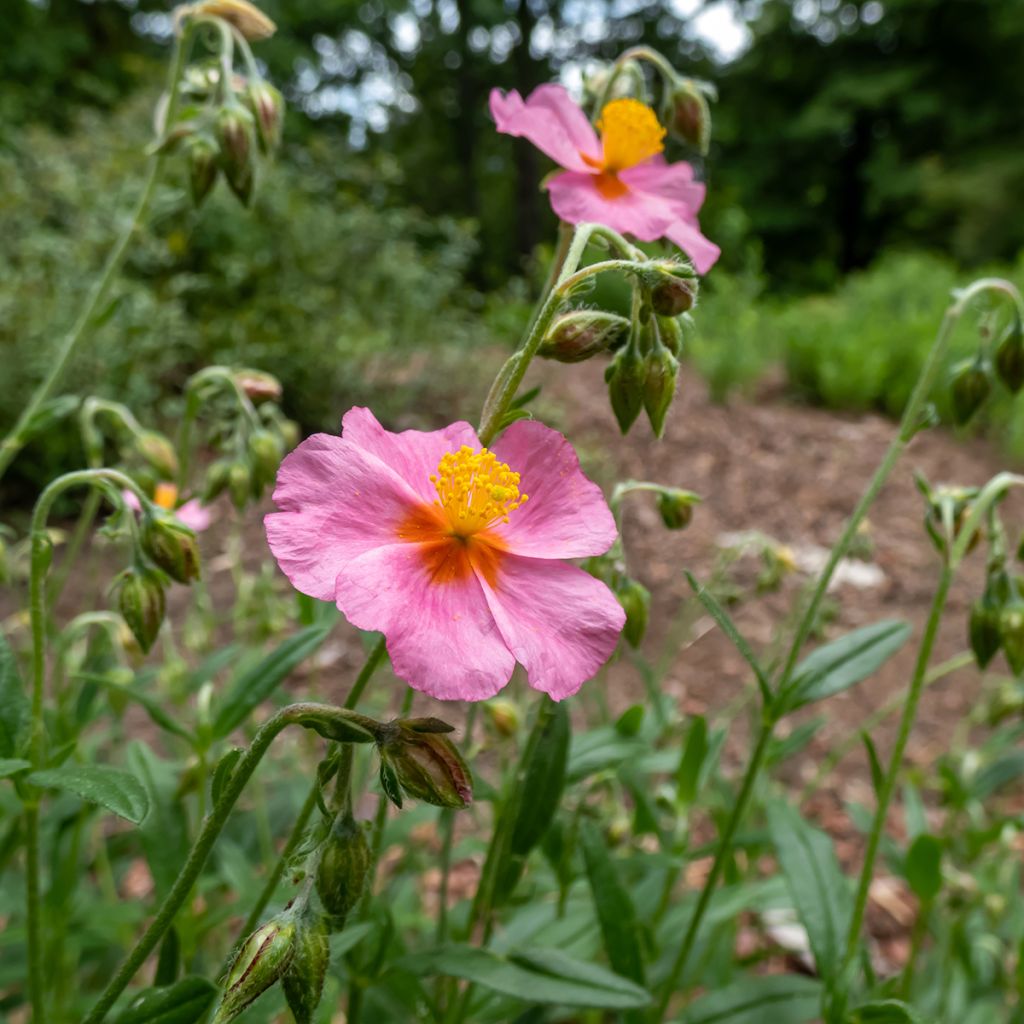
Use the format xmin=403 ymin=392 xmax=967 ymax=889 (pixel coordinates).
xmin=643 ymin=345 xmax=680 ymax=437
xmin=650 ymin=267 xmax=699 ymax=317
xmin=950 ymin=357 xmax=992 ymax=425
xmin=249 ymin=429 xmax=284 ymax=491
xmin=185 ymin=135 xmax=219 ymax=206
xmin=216 ymin=104 xmax=255 ymax=205
xmin=994 ymin=316 xmax=1024 ymax=394
xmin=281 ymin=912 xmax=330 ymax=1024
xmin=618 ymin=578 xmax=651 ymax=648
xmin=315 ymin=814 xmax=370 ymax=926
xmin=246 ymin=81 xmax=285 ymax=154
xmin=233 ymin=369 xmax=283 ymax=404
xmin=539 ymin=311 xmax=630 ymax=363
xmin=135 ymin=431 xmax=179 ymax=480
xmin=657 ymin=314 xmax=685 ymax=357
xmin=970 ymin=590 xmax=1003 ymax=670
xmin=228 ymin=461 xmax=252 ymax=511
xmin=656 ymin=488 xmax=701 ymax=530
xmin=378 ymin=719 xmax=472 ymax=809
xmin=116 ymin=566 xmax=167 ymax=654
xmin=142 ymin=511 xmax=201 ymax=584
xmin=183 ymin=0 xmax=277 ymax=40
xmin=214 ymin=910 xmax=297 ymax=1024
xmin=202 ymin=459 xmax=232 ymax=503
xmin=606 ymin=343 xmax=645 ymax=434
xmin=485 ymin=698 xmax=521 ymax=738
xmin=663 ymin=79 xmax=712 ymax=153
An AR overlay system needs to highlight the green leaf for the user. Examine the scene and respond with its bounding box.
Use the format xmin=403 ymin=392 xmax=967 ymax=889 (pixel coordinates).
xmin=579 ymin=820 xmax=646 ymax=986
xmin=767 ymin=801 xmax=852 ymax=982
xmin=969 ymin=750 xmax=1024 ymax=800
xmin=615 ymin=704 xmax=645 ymax=737
xmin=128 ymin=743 xmax=190 ymax=897
xmin=905 ymin=833 xmax=942 ymax=903
xmin=861 ymin=731 xmax=884 ymax=798
xmin=29 ymin=764 xmax=149 ymax=824
xmin=509 ymin=701 xmax=569 ymax=857
xmin=399 ymin=944 xmax=650 ymax=1009
xmin=155 ymin=928 xmax=180 ymax=987
xmin=677 ymin=715 xmax=708 ymax=807
xmin=0 ymin=758 xmax=31 ymax=779
xmin=112 ymin=976 xmax=217 ymax=1024
xmin=780 ymin=620 xmax=911 ymax=713
xmin=848 ymin=999 xmax=928 ymax=1023
xmin=211 ymin=624 xmax=332 ymax=738
xmin=77 ymin=672 xmax=192 ymax=742
xmin=0 ymin=630 xmax=29 ymax=758
xmin=679 ymin=974 xmax=822 ymax=1023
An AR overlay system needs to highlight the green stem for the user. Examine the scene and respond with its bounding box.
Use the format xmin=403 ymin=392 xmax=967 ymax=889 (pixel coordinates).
xmin=80 ymin=702 xmax=360 ymax=1024
xmin=0 ymin=28 xmax=192 ymax=485
xmin=654 ymin=720 xmax=773 ymax=1020
xmin=841 ymin=564 xmax=954 ymax=976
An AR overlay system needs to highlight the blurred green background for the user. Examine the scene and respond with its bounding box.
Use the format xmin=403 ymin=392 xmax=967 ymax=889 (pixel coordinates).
xmin=2 ymin=0 xmax=1022 ymax=497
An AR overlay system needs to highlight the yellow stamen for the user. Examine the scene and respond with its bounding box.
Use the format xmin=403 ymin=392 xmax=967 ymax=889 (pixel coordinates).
xmin=154 ymin=482 xmax=179 ymax=510
xmin=431 ymin=446 xmax=528 ymax=535
xmin=596 ymin=98 xmax=666 ymax=173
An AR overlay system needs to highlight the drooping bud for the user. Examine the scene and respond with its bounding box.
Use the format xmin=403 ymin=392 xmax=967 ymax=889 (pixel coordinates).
xmin=116 ymin=566 xmax=167 ymax=654
xmin=202 ymin=459 xmax=232 ymax=503
xmin=922 ymin=483 xmax=981 ymax=555
xmin=184 ymin=0 xmax=277 ymax=40
xmin=233 ymin=369 xmax=283 ymax=404
xmin=135 ymin=431 xmax=179 ymax=480
xmin=377 ymin=719 xmax=473 ymax=809
xmin=994 ymin=316 xmax=1024 ymax=394
xmin=228 ymin=461 xmax=252 ymax=511
xmin=662 ymin=78 xmax=712 ymax=153
xmin=141 ymin=511 xmax=201 ymax=584
xmin=246 ymin=81 xmax=285 ymax=154
xmin=658 ymin=314 xmax=685 ymax=357
xmin=949 ymin=357 xmax=992 ymax=425
xmin=281 ymin=911 xmax=330 ymax=1024
xmin=213 ymin=910 xmax=297 ymax=1024
xmin=618 ymin=578 xmax=651 ymax=648
xmin=248 ymin=429 xmax=284 ymax=491
xmin=643 ymin=344 xmax=680 ymax=438
xmin=315 ymin=814 xmax=371 ymax=926
xmin=485 ymin=698 xmax=521 ymax=738
xmin=656 ymin=488 xmax=701 ymax=530
xmin=649 ymin=264 xmax=699 ymax=317
xmin=216 ymin=103 xmax=256 ymax=205
xmin=606 ymin=342 xmax=645 ymax=435
xmin=185 ymin=135 xmax=219 ymax=206
xmin=999 ymin=597 xmax=1024 ymax=676
xmin=970 ymin=589 xmax=1003 ymax=670
xmin=539 ymin=311 xmax=630 ymax=364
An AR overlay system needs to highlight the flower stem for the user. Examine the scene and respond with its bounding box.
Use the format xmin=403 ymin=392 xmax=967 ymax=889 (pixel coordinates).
xmin=0 ymin=28 xmax=193 ymax=485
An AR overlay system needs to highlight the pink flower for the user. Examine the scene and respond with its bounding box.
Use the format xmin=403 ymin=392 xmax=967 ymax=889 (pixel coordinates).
xmin=123 ymin=483 xmax=213 ymax=532
xmin=490 ymin=85 xmax=720 ymax=274
xmin=265 ymin=408 xmax=625 ymax=702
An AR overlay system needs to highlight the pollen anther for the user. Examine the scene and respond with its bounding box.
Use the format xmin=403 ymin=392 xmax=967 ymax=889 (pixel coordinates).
xmin=432 ymin=446 xmax=528 ymax=534
xmin=596 ymin=98 xmax=666 ymax=173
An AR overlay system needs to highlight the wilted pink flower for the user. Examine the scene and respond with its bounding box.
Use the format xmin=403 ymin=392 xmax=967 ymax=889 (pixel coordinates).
xmin=123 ymin=483 xmax=213 ymax=532
xmin=490 ymin=85 xmax=720 ymax=274
xmin=265 ymin=408 xmax=625 ymax=702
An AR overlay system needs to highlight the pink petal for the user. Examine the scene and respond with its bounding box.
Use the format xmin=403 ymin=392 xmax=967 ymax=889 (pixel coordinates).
xmin=620 ymin=159 xmax=707 ymax=212
xmin=475 ymin=555 xmax=625 ymax=700
xmin=547 ymin=171 xmax=677 ymax=241
xmin=265 ymin=433 xmax=422 ymax=601
xmin=490 ymin=85 xmax=599 ymax=174
xmin=340 ymin=407 xmax=479 ymax=504
xmin=665 ymin=219 xmax=721 ymax=275
xmin=490 ymin=419 xmax=617 ymax=559
xmin=335 ymin=543 xmax=515 ymax=701
xmin=175 ymin=499 xmax=212 ymax=532
xmin=122 ymin=489 xmax=142 ymax=513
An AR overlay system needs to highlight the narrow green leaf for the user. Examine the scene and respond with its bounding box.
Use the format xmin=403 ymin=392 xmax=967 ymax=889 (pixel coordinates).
xmin=678 ymin=974 xmax=822 ymax=1023
xmin=28 ymin=764 xmax=149 ymax=824
xmin=905 ymin=834 xmax=942 ymax=903
xmin=129 ymin=743 xmax=190 ymax=897
xmin=112 ymin=976 xmax=217 ymax=1024
xmin=615 ymin=704 xmax=645 ymax=737
xmin=77 ymin=672 xmax=192 ymax=742
xmin=580 ymin=820 xmax=646 ymax=987
xmin=211 ymin=624 xmax=332 ymax=738
xmin=0 ymin=758 xmax=31 ymax=779
xmin=861 ymin=731 xmax=884 ymax=798
xmin=399 ymin=944 xmax=650 ymax=1009
xmin=848 ymin=999 xmax=928 ymax=1023
xmin=767 ymin=801 xmax=852 ymax=982
xmin=781 ymin=620 xmax=911 ymax=713
xmin=0 ymin=631 xmax=29 ymax=758
xmin=677 ymin=715 xmax=708 ymax=807
xmin=155 ymin=928 xmax=180 ymax=987
xmin=509 ymin=701 xmax=569 ymax=856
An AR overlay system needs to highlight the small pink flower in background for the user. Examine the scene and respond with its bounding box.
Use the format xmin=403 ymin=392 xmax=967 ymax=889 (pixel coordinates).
xmin=490 ymin=85 xmax=720 ymax=274
xmin=123 ymin=483 xmax=213 ymax=532
xmin=265 ymin=408 xmax=625 ymax=702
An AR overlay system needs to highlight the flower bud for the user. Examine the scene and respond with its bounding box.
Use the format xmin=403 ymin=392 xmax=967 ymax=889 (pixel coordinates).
xmin=233 ymin=369 xmax=283 ymax=404
xmin=994 ymin=316 xmax=1024 ymax=394
xmin=663 ymin=79 xmax=712 ymax=153
xmin=643 ymin=345 xmax=679 ymax=438
xmin=135 ymin=431 xmax=179 ymax=480
xmin=281 ymin=912 xmax=330 ymax=1024
xmin=216 ymin=104 xmax=255 ymax=205
xmin=970 ymin=590 xmax=1003 ymax=670
xmin=949 ymin=357 xmax=992 ymax=425
xmin=650 ymin=268 xmax=698 ymax=317
xmin=228 ymin=461 xmax=252 ymax=511
xmin=656 ymin=488 xmax=700 ymax=530
xmin=246 ymin=81 xmax=285 ymax=154
xmin=214 ymin=910 xmax=297 ymax=1024
xmin=485 ymin=698 xmax=521 ymax=738
xmin=116 ymin=566 xmax=167 ymax=654
xmin=606 ymin=343 xmax=645 ymax=435
xmin=185 ymin=135 xmax=219 ymax=206
xmin=315 ymin=814 xmax=371 ymax=926
xmin=184 ymin=0 xmax=277 ymax=40
xmin=201 ymin=459 xmax=231 ymax=504
xmin=378 ymin=720 xmax=473 ymax=809
xmin=658 ymin=314 xmax=685 ymax=357
xmin=1000 ymin=598 xmax=1024 ymax=677
xmin=539 ymin=311 xmax=630 ymax=363
xmin=142 ymin=511 xmax=201 ymax=584
xmin=618 ymin=578 xmax=650 ymax=648
xmin=249 ymin=429 xmax=284 ymax=491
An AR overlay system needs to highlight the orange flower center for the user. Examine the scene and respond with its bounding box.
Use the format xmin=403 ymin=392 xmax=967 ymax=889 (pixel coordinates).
xmin=396 ymin=447 xmax=528 ymax=586
xmin=154 ymin=482 xmax=179 ymax=510
xmin=582 ymin=99 xmax=666 ymax=199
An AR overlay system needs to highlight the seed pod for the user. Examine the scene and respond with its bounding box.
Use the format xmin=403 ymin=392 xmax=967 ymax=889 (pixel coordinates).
xmin=184 ymin=134 xmax=219 ymax=206
xmin=141 ymin=511 xmax=201 ymax=584
xmin=216 ymin=104 xmax=256 ymax=205
xmin=1000 ymin=598 xmax=1024 ymax=676
xmin=116 ymin=566 xmax=167 ymax=654
xmin=214 ymin=910 xmax=297 ymax=1024
xmin=606 ymin=343 xmax=645 ymax=435
xmin=949 ymin=357 xmax=992 ymax=425
xmin=643 ymin=344 xmax=679 ymax=438
xmin=539 ymin=310 xmax=630 ymax=363
xmin=135 ymin=431 xmax=179 ymax=479
xmin=315 ymin=815 xmax=371 ymax=926
xmin=618 ymin=578 xmax=651 ymax=648
xmin=246 ymin=81 xmax=285 ymax=154
xmin=656 ymin=488 xmax=700 ymax=530
xmin=281 ymin=912 xmax=330 ymax=1024
xmin=994 ymin=316 xmax=1024 ymax=393
xmin=378 ymin=720 xmax=473 ymax=809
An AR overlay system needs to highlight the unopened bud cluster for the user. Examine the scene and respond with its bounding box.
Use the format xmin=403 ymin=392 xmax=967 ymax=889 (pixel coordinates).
xmin=377 ymin=717 xmax=473 ymax=809
xmin=949 ymin=311 xmax=1024 ymax=426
